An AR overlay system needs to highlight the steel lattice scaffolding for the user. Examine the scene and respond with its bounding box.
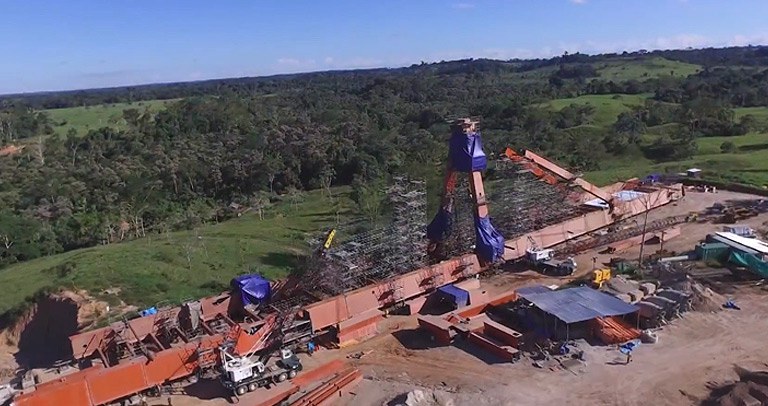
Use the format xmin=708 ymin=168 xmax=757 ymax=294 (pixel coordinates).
xmin=300 ymin=177 xmax=428 ymax=298
xmin=438 ymin=176 xmax=476 ymax=260
xmin=487 ymin=159 xmax=587 ymax=239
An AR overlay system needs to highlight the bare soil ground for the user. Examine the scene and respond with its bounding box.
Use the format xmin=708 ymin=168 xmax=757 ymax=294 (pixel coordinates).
xmin=332 ymin=285 xmax=768 ymax=406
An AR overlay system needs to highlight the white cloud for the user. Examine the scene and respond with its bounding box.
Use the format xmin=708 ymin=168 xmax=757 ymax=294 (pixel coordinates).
xmin=272 ymin=56 xmax=385 ymax=74
xmin=569 ymin=0 xmax=587 ymax=4
xmin=452 ymin=3 xmax=475 ymax=9
xmin=577 ymin=33 xmax=768 ymax=54
xmin=263 ymin=31 xmax=768 ymax=83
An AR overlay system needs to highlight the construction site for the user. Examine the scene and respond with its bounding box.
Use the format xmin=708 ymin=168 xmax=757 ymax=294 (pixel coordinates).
xmin=4 ymin=118 xmax=768 ymax=406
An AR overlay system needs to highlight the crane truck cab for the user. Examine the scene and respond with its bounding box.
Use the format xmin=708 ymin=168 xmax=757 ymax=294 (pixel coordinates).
xmin=220 ymin=348 xmax=302 ymax=396
xmin=525 ymin=247 xmax=576 ymax=276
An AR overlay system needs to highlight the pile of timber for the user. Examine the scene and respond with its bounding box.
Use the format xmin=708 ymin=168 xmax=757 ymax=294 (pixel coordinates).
xmin=591 ymin=317 xmax=640 ymax=345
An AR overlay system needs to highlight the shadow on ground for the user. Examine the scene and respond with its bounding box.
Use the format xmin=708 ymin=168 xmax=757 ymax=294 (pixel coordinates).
xmin=453 ymin=337 xmax=509 ymax=365
xmin=391 ymin=329 xmax=441 ymax=350
xmin=261 ymin=251 xmax=304 ymax=270
xmin=183 ymin=378 xmax=232 ymax=401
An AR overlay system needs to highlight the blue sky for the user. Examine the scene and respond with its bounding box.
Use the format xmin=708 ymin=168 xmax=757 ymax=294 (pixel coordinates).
xmin=1 ymin=0 xmax=767 ymax=94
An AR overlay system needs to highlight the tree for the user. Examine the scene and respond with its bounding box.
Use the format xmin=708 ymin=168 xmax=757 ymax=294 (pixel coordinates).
xmin=250 ymin=192 xmax=272 ymax=220
xmin=720 ymin=141 xmax=736 ymax=153
xmin=285 ymin=186 xmax=304 ymax=210
xmin=351 ymin=176 xmax=387 ymax=223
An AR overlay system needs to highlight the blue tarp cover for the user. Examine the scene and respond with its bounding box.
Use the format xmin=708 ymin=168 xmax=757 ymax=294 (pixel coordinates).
xmin=519 ymin=285 xmax=639 ymax=324
xmin=139 ymin=307 xmax=157 ymax=317
xmin=449 ymin=130 xmax=487 ymax=173
xmin=427 ymin=207 xmax=453 ymax=242
xmin=437 ymin=284 xmax=470 ymax=308
xmin=474 ymin=216 xmax=505 ymax=263
xmin=231 ymin=274 xmax=271 ymax=306
xmin=644 ymin=173 xmax=662 ymax=183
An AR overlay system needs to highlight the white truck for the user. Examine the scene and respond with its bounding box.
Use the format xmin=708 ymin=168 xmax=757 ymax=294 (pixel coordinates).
xmin=220 ymin=348 xmax=302 ymax=396
xmin=525 ymin=247 xmax=577 ymax=276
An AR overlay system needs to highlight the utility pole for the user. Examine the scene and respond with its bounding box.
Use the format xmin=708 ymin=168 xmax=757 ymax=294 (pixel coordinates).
xmin=637 ymin=195 xmax=651 ymax=269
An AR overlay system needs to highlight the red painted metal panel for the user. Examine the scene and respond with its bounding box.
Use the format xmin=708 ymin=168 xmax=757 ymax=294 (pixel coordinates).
xmin=467 ymin=332 xmax=519 ymax=362
xmin=142 ymin=345 xmax=197 ymax=385
xmin=14 ymin=377 xmax=91 ymax=406
xmin=306 ymin=297 xmax=350 ymax=331
xmin=87 ymin=362 xmax=147 ymax=405
xmin=483 ymin=320 xmax=522 ymax=347
xmin=343 ymin=290 xmax=380 ymax=317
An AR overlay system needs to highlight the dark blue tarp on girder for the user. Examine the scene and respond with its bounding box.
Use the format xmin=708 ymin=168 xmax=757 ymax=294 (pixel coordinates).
xmin=437 ymin=284 xmax=470 ymax=308
xmin=427 ymin=207 xmax=453 ymax=242
xmin=474 ymin=216 xmax=505 ymax=263
xmin=449 ymin=130 xmax=487 ymax=173
xmin=518 ymin=285 xmax=638 ymax=324
xmin=231 ymin=274 xmax=271 ymax=306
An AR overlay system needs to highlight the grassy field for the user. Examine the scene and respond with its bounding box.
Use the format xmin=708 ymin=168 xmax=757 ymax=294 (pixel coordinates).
xmin=0 ymin=188 xmax=352 ymax=316
xmin=585 ymin=132 xmax=768 ymax=187
xmin=542 ymin=94 xmax=648 ymax=126
xmin=595 ymin=57 xmax=701 ymax=81
xmin=735 ymin=106 xmax=768 ymax=128
xmin=45 ymin=99 xmax=178 ymax=136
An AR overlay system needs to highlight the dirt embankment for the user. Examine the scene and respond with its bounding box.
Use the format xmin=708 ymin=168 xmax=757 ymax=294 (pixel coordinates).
xmin=1 ymin=290 xmax=110 ymax=370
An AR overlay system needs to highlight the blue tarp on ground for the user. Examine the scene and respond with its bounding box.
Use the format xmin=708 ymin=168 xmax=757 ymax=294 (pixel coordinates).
xmin=437 ymin=284 xmax=470 ymax=308
xmin=449 ymin=130 xmax=487 ymax=173
xmin=427 ymin=207 xmax=453 ymax=242
xmin=231 ymin=274 xmax=271 ymax=306
xmin=518 ymin=285 xmax=639 ymax=324
xmin=474 ymin=216 xmax=505 ymax=263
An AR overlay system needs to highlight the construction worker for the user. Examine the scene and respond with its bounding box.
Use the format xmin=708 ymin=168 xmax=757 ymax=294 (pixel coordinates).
xmin=307 ymin=340 xmax=316 ymax=357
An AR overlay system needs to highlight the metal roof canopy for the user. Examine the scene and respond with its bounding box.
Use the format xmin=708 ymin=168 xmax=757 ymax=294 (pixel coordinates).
xmin=715 ymin=232 xmax=768 ymax=255
xmin=518 ymin=285 xmax=639 ymax=324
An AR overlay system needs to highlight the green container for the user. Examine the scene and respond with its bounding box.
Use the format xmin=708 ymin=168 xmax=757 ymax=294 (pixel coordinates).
xmin=695 ymin=242 xmax=730 ymax=261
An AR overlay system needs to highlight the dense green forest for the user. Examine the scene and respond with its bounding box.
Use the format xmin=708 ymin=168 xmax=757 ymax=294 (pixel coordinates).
xmin=1 ymin=45 xmax=768 ymax=297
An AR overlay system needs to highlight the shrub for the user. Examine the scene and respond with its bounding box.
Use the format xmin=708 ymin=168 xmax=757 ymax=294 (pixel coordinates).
xmin=720 ymin=141 xmax=736 ymax=153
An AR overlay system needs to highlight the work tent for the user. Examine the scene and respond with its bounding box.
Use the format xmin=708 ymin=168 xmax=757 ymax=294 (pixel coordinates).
xmin=518 ymin=285 xmax=638 ymax=324
xmin=437 ymin=284 xmax=470 ymax=308
xmin=231 ymin=274 xmax=271 ymax=306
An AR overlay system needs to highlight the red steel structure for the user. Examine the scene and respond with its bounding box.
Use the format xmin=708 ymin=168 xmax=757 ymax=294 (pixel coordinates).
xmin=13 ymin=119 xmax=682 ymax=406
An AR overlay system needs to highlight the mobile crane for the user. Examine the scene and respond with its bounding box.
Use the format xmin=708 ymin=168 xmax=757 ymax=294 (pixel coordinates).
xmin=524 ymin=236 xmax=577 ymax=276
xmin=219 ymin=347 xmax=302 ymax=396
xmin=218 ymin=311 xmax=304 ymax=396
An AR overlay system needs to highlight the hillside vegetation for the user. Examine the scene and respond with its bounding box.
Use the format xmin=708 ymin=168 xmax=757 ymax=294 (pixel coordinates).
xmin=0 ymin=187 xmax=350 ymax=318
xmin=45 ymin=99 xmax=177 ymax=136
xmin=1 ymin=46 xmax=768 ymax=321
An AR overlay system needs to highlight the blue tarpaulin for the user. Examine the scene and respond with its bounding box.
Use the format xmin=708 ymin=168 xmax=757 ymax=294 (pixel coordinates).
xmin=644 ymin=173 xmax=662 ymax=183
xmin=427 ymin=207 xmax=453 ymax=243
xmin=474 ymin=216 xmax=505 ymax=263
xmin=231 ymin=274 xmax=271 ymax=306
xmin=449 ymin=130 xmax=487 ymax=173
xmin=437 ymin=284 xmax=470 ymax=308
xmin=139 ymin=307 xmax=157 ymax=317
xmin=518 ymin=286 xmax=639 ymax=324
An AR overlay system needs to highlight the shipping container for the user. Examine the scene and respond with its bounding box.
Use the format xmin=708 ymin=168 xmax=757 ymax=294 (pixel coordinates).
xmin=695 ymin=242 xmax=730 ymax=261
